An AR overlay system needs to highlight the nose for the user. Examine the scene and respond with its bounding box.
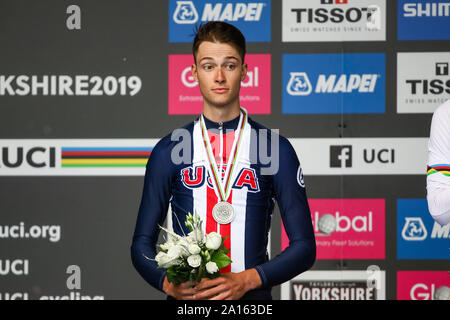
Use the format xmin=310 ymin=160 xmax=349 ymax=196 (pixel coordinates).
xmin=215 ymin=67 xmax=225 ymax=84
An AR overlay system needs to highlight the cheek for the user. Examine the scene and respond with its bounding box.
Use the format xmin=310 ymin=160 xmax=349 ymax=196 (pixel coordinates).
xmin=229 ymin=72 xmax=243 ymax=88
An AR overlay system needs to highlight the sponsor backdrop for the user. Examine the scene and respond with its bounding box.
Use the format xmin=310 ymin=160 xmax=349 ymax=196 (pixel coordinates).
xmin=0 ymin=0 xmax=449 ymax=300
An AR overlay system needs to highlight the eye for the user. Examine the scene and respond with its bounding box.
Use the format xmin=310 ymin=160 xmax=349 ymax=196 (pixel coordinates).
xmin=225 ymin=64 xmax=236 ymax=70
xmin=202 ymin=64 xmax=213 ymax=71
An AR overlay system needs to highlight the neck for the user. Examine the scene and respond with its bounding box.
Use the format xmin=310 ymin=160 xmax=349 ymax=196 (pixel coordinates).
xmin=202 ymin=103 xmax=241 ymax=123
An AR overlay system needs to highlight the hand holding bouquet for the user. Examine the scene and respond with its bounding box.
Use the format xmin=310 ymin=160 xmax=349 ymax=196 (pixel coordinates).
xmin=155 ymin=212 xmax=232 ymax=285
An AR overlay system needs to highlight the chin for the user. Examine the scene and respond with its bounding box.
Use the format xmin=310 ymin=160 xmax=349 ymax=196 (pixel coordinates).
xmin=205 ymin=97 xmax=235 ymax=109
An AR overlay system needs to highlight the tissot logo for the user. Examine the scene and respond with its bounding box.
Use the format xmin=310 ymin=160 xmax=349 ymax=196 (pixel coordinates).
xmin=406 ymin=62 xmax=450 ymax=95
xmin=397 ymin=52 xmax=450 ymax=113
xmin=330 ymin=145 xmax=352 ymax=168
xmin=169 ymin=0 xmax=271 ymax=42
xmin=282 ymin=0 xmax=386 ymax=42
xmin=435 ymin=62 xmax=449 ymax=76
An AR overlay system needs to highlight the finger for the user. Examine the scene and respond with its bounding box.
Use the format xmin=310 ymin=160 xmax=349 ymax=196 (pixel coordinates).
xmin=195 ymin=284 xmax=228 ymax=300
xmin=195 ymin=277 xmax=225 ymax=291
xmin=208 ymin=290 xmax=232 ymax=300
xmin=180 ymin=281 xmax=196 ymax=289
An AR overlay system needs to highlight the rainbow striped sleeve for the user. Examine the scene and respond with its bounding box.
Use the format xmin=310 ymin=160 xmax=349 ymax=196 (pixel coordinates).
xmin=427 ymin=164 xmax=450 ymax=177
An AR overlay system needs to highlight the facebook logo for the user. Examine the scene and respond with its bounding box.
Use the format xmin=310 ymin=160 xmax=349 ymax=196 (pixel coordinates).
xmin=330 ymin=145 xmax=352 ymax=168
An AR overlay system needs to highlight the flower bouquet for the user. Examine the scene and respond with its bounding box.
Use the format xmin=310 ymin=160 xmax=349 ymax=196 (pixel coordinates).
xmin=155 ymin=212 xmax=232 ymax=285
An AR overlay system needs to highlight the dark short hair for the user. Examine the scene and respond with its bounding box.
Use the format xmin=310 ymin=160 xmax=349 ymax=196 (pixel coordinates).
xmin=192 ymin=21 xmax=246 ymax=64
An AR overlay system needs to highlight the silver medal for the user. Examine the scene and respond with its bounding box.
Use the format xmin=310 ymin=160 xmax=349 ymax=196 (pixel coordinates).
xmin=212 ymin=201 xmax=235 ymax=225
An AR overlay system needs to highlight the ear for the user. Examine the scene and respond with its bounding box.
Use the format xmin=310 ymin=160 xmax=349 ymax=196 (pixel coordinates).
xmin=241 ymin=63 xmax=248 ymax=82
xmin=191 ymin=64 xmax=198 ymax=82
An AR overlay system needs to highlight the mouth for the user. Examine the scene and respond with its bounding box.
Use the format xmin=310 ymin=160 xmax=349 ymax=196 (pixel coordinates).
xmin=211 ymin=88 xmax=229 ymax=94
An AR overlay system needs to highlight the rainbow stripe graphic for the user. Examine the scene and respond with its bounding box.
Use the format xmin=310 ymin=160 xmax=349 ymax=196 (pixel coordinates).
xmin=427 ymin=164 xmax=450 ymax=177
xmin=61 ymin=147 xmax=152 ymax=167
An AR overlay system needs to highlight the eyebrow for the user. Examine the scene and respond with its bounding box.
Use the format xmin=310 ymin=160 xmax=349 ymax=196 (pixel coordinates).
xmin=199 ymin=56 xmax=240 ymax=63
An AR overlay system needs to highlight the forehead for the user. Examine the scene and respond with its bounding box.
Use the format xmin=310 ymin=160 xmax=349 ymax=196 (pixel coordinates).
xmin=196 ymin=41 xmax=241 ymax=62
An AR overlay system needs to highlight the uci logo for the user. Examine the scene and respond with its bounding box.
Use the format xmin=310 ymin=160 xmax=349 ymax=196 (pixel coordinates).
xmin=286 ymin=72 xmax=312 ymax=96
xmin=402 ymin=217 xmax=428 ymax=241
xmin=173 ymin=1 xmax=199 ymax=24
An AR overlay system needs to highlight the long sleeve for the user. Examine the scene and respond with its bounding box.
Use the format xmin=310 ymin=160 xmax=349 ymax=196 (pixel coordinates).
xmin=427 ymin=100 xmax=450 ymax=226
xmin=130 ymin=137 xmax=172 ymax=292
xmin=255 ymin=136 xmax=316 ymax=288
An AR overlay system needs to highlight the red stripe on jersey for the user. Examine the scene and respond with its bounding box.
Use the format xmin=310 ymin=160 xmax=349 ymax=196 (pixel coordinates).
xmin=206 ymin=184 xmax=218 ymax=235
xmin=206 ymin=129 xmax=235 ymax=273
xmin=219 ymin=192 xmax=232 ymax=273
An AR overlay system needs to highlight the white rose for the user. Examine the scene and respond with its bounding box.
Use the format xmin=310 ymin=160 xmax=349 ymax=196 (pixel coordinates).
xmin=177 ymin=239 xmax=193 ymax=257
xmin=205 ymin=232 xmax=222 ymax=250
xmin=188 ymin=229 xmax=204 ymax=243
xmin=155 ymin=251 xmax=166 ymax=264
xmin=188 ymin=244 xmax=201 ymax=255
xmin=167 ymin=245 xmax=182 ymax=259
xmin=205 ymin=261 xmax=219 ymax=274
xmin=187 ymin=254 xmax=202 ymax=268
xmin=155 ymin=252 xmax=178 ymax=268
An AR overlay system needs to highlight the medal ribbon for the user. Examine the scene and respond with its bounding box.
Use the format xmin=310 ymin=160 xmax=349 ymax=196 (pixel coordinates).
xmin=200 ymin=108 xmax=247 ymax=202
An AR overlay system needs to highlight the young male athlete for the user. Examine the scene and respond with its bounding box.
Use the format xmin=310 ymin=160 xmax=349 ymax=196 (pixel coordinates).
xmin=427 ymin=99 xmax=450 ymax=226
xmin=131 ymin=21 xmax=316 ymax=300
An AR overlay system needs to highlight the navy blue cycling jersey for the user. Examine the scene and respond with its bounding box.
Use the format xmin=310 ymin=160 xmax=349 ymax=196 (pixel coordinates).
xmin=131 ymin=113 xmax=316 ymax=299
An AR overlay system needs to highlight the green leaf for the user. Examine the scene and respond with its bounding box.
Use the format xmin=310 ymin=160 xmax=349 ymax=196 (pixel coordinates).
xmin=166 ymin=266 xmax=190 ymax=285
xmin=217 ymin=245 xmax=230 ymax=255
xmin=211 ymin=252 xmax=232 ymax=269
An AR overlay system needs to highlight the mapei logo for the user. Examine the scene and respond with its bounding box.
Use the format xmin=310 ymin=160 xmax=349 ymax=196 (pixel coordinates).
xmin=282 ymin=53 xmax=385 ymax=114
xmin=286 ymin=73 xmax=312 ymax=96
xmin=287 ymin=72 xmax=379 ymax=96
xmin=401 ymin=217 xmax=449 ymax=241
xmin=169 ymin=0 xmax=271 ymax=42
xmin=173 ymin=1 xmax=265 ymax=24
xmin=401 ymin=217 xmax=427 ymax=241
xmin=173 ymin=1 xmax=199 ymax=24
xmin=397 ymin=199 xmax=450 ymax=259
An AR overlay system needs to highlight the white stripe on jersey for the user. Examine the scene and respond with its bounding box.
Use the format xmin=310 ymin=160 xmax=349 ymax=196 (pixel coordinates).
xmin=191 ymin=119 xmax=253 ymax=272
xmin=229 ymin=120 xmax=251 ymax=273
